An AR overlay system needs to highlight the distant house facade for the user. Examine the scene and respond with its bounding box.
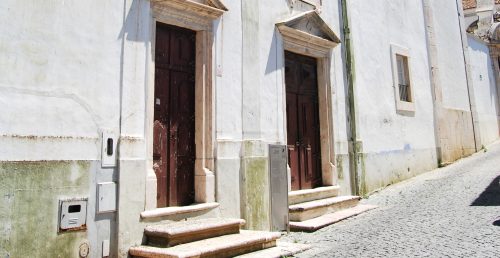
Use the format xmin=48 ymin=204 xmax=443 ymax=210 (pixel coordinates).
xmin=463 ymin=0 xmax=500 ymax=147
xmin=0 ymin=0 xmax=498 ymax=257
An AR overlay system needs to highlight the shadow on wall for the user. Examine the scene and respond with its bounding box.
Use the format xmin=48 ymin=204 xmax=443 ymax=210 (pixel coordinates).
xmin=470 ymin=175 xmax=500 ymax=206
xmin=265 ymin=30 xmax=280 ymax=75
xmin=118 ymin=0 xmax=150 ymax=43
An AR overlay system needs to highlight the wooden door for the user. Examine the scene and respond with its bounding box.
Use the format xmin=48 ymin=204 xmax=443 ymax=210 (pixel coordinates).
xmin=285 ymin=51 xmax=322 ymax=191
xmin=153 ymin=23 xmax=196 ymax=207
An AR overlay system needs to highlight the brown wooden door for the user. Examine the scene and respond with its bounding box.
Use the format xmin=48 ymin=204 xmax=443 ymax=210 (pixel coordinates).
xmin=285 ymin=51 xmax=322 ymax=191
xmin=153 ymin=23 xmax=196 ymax=207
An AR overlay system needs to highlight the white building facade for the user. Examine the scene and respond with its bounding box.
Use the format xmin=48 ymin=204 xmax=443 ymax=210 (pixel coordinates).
xmin=0 ymin=0 xmax=498 ymax=257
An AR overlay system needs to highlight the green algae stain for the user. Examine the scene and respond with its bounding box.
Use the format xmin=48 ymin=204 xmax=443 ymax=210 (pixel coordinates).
xmin=336 ymin=155 xmax=344 ymax=180
xmin=241 ymin=157 xmax=270 ymax=231
xmin=0 ymin=161 xmax=90 ymax=258
xmin=358 ymin=153 xmax=368 ymax=197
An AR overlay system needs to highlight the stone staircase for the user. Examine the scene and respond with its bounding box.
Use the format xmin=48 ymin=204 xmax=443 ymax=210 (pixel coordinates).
xmin=129 ymin=218 xmax=287 ymax=258
xmin=288 ymin=186 xmax=377 ymax=231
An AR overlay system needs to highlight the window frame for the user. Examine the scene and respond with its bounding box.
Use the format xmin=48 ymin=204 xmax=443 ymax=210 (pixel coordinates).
xmin=390 ymin=44 xmax=415 ymax=113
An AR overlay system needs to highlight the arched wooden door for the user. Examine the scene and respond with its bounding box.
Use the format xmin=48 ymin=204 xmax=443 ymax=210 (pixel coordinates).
xmin=153 ymin=23 xmax=196 ymax=207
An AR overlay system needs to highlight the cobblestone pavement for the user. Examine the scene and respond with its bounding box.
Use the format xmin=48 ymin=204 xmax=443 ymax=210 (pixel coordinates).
xmin=282 ymin=142 xmax=500 ymax=257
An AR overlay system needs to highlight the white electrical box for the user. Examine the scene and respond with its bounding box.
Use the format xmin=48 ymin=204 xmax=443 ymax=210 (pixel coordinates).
xmin=98 ymin=182 xmax=117 ymax=213
xmin=59 ymin=198 xmax=88 ymax=232
xmin=101 ymin=130 xmax=117 ymax=167
xmin=102 ymin=239 xmax=110 ymax=257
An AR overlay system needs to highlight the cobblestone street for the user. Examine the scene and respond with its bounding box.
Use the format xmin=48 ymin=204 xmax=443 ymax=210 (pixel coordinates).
xmin=283 ymin=142 xmax=500 ymax=257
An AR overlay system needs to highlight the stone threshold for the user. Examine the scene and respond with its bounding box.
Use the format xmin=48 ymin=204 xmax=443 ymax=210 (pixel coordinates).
xmin=288 ymin=185 xmax=339 ymax=197
xmin=289 ymin=195 xmax=360 ymax=212
xmin=235 ymin=240 xmax=311 ymax=258
xmin=288 ymin=185 xmax=340 ymax=205
xmin=290 ymin=204 xmax=378 ymax=232
xmin=129 ymin=230 xmax=280 ymax=258
xmin=140 ymin=202 xmax=219 ymax=219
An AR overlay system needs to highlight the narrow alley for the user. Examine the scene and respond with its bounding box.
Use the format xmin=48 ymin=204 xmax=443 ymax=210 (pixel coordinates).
xmin=283 ymin=143 xmax=500 ymax=257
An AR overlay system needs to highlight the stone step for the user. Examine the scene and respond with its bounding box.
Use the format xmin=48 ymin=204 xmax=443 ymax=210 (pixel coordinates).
xmin=145 ymin=218 xmax=245 ymax=247
xmin=234 ymin=241 xmax=311 ymax=258
xmin=290 ymin=204 xmax=378 ymax=232
xmin=130 ymin=230 xmax=281 ymax=258
xmin=288 ymin=185 xmax=340 ymax=205
xmin=289 ymin=195 xmax=361 ymax=222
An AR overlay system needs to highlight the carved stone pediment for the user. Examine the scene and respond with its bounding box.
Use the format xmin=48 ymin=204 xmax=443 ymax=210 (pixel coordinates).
xmin=277 ymin=10 xmax=339 ymax=44
xmin=152 ymin=0 xmax=227 ymax=30
xmin=276 ymin=11 xmax=340 ymax=56
xmin=153 ymin=0 xmax=227 ymax=13
xmin=206 ymin=0 xmax=228 ymax=11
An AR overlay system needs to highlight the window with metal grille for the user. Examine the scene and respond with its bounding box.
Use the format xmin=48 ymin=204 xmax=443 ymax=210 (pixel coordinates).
xmin=391 ymin=44 xmax=414 ymax=113
xmin=396 ymin=54 xmax=411 ymax=102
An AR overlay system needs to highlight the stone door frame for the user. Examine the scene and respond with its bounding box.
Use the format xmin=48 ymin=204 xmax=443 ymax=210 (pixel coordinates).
xmin=144 ymin=0 xmax=226 ymax=210
xmin=277 ymin=11 xmax=340 ymax=188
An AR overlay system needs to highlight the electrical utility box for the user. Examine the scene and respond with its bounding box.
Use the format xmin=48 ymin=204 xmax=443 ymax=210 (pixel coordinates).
xmin=269 ymin=144 xmax=289 ymax=231
xmin=58 ymin=198 xmax=88 ymax=232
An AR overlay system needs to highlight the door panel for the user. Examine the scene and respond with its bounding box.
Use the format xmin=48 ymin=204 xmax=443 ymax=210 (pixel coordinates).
xmin=153 ymin=65 xmax=170 ymax=208
xmin=285 ymin=51 xmax=322 ymax=191
xmin=169 ymin=71 xmax=195 ymax=206
xmin=154 ymin=23 xmax=196 ymax=207
xmin=286 ymin=93 xmax=300 ymax=190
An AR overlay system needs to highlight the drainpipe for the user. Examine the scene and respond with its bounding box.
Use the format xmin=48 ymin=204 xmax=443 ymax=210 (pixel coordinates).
xmin=456 ymin=0 xmax=481 ymax=152
xmin=340 ymin=0 xmax=360 ymax=195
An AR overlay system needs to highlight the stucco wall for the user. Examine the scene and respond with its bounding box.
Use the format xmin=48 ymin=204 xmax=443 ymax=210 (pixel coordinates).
xmin=432 ymin=1 xmax=471 ymax=111
xmin=430 ymin=0 xmax=477 ymax=163
xmin=1 ymin=0 xmax=351 ymax=255
xmin=468 ymin=36 xmax=500 ymax=145
xmin=215 ymin=0 xmax=350 ymax=227
xmin=0 ymin=0 xmax=129 ymax=257
xmin=347 ymin=0 xmax=438 ymax=194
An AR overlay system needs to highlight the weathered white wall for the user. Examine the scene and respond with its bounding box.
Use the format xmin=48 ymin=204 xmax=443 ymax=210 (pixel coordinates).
xmin=430 ymin=0 xmax=477 ymax=163
xmin=0 ymin=0 xmax=127 ymax=257
xmin=347 ymin=0 xmax=438 ymax=193
xmin=0 ymin=0 xmax=350 ymax=255
xmin=323 ymin=0 xmax=352 ymax=195
xmin=432 ymin=1 xmax=471 ymax=111
xmin=214 ymin=0 xmax=350 ymax=228
xmin=468 ymin=36 xmax=500 ymax=145
xmin=5 ymin=0 xmax=491 ymax=256
xmin=214 ymin=0 xmax=244 ymax=221
xmin=0 ymin=0 xmax=124 ymax=160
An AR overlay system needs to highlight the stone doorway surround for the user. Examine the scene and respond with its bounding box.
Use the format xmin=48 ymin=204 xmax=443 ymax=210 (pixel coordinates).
xmin=276 ymin=10 xmax=340 ymax=189
xmin=143 ymin=0 xmax=227 ymax=212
